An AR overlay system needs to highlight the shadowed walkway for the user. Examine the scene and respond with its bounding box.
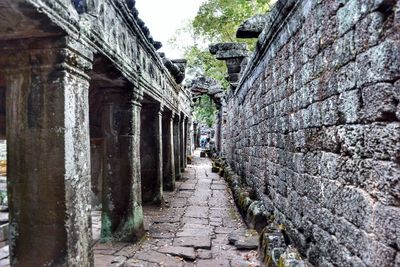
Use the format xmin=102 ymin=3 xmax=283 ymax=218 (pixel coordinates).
xmin=94 ymin=150 xmax=259 ymax=266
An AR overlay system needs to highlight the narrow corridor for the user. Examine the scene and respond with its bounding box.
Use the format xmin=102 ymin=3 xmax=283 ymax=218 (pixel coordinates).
xmin=94 ymin=150 xmax=259 ymax=267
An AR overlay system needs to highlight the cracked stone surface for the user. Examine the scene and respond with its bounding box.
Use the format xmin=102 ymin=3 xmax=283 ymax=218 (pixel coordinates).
xmin=94 ymin=149 xmax=260 ymax=266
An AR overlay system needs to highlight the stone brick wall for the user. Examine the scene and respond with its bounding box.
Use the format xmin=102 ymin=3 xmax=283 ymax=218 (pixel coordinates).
xmin=222 ymin=0 xmax=400 ymax=266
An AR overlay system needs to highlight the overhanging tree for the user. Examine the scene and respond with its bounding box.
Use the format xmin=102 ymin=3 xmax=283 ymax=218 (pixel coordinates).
xmin=170 ymin=0 xmax=271 ymax=127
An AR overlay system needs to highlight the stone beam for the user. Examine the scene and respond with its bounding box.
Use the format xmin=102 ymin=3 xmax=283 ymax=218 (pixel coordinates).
xmin=236 ymin=14 xmax=268 ymax=38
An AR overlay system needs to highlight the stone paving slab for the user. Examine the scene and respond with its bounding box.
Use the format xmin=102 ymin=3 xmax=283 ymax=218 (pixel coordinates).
xmin=94 ymin=150 xmax=260 ymax=266
xmin=0 ymin=246 xmax=8 ymax=261
xmin=187 ymin=198 xmax=209 ymax=206
xmin=182 ymin=217 xmax=209 ymax=225
xmin=176 ymin=230 xmax=212 ymax=238
xmin=196 ymin=249 xmax=213 ymax=259
xmin=135 ymin=250 xmax=184 ymax=266
xmin=169 ymin=197 xmax=188 ymax=208
xmin=173 ymin=236 xmax=212 ymax=249
xmin=0 ymin=259 xmax=8 ymax=267
xmin=158 ymin=246 xmax=196 ymax=260
xmin=196 ymin=259 xmax=230 ymax=267
xmin=211 ymin=184 xmax=227 ymax=190
xmin=179 ymin=183 xmax=196 ymax=191
xmin=185 ymin=206 xmax=208 ymax=218
xmin=125 ymin=259 xmax=159 ymax=267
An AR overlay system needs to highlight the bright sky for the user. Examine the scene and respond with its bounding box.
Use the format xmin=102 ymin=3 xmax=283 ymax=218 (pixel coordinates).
xmin=135 ymin=0 xmax=205 ymax=59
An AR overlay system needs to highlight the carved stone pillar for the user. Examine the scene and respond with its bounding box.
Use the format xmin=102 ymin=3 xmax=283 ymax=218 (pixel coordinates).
xmin=0 ymin=37 xmax=94 ymax=266
xmin=100 ymin=89 xmax=145 ymax=242
xmin=193 ymin=121 xmax=199 ymax=149
xmin=173 ymin=113 xmax=181 ymax=180
xmin=184 ymin=117 xmax=190 ymax=166
xmin=180 ymin=115 xmax=185 ymax=172
xmin=162 ymin=111 xmax=175 ymax=191
xmin=140 ymin=103 xmax=163 ymax=204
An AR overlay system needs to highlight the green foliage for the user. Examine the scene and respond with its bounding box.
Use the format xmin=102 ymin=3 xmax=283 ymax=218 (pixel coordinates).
xmin=185 ymin=45 xmax=230 ymax=89
xmin=193 ymin=95 xmax=217 ymax=127
xmin=193 ymin=0 xmax=270 ymax=45
xmin=170 ymin=0 xmax=271 ymax=127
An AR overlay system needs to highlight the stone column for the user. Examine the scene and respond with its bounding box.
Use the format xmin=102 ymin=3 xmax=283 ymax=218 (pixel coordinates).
xmin=215 ymin=109 xmax=222 ymax=153
xmin=184 ymin=117 xmax=190 ymax=166
xmin=162 ymin=111 xmax=175 ymax=191
xmin=193 ymin=121 xmax=199 ymax=149
xmin=156 ymin=106 xmax=163 ymax=200
xmin=100 ymin=89 xmax=145 ymax=242
xmin=0 ymin=37 xmax=94 ymax=266
xmin=180 ymin=115 xmax=185 ymax=172
xmin=173 ymin=113 xmax=181 ymax=180
xmin=140 ymin=103 xmax=163 ymax=204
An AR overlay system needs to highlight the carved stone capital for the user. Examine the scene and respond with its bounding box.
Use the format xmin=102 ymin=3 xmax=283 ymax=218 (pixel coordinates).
xmin=131 ymin=88 xmax=144 ymax=106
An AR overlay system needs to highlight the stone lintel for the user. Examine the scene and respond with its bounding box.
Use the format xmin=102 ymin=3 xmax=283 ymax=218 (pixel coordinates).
xmin=209 ymin=43 xmax=248 ymax=60
xmin=236 ymin=14 xmax=268 ymax=38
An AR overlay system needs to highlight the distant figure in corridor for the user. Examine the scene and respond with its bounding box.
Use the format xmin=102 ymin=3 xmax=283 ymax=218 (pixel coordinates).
xmin=200 ymin=137 xmax=206 ymax=149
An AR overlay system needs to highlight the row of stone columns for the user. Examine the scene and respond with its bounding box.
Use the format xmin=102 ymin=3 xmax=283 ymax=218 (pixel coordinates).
xmin=0 ymin=37 xmax=191 ymax=266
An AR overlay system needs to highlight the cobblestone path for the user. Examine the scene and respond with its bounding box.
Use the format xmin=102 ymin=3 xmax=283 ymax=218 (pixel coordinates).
xmin=95 ymin=150 xmax=259 ymax=267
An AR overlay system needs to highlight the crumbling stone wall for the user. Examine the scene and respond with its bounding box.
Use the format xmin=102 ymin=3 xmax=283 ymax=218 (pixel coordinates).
xmin=222 ymin=0 xmax=400 ymax=266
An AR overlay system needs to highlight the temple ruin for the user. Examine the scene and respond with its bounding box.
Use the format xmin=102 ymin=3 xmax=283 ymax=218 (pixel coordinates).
xmin=0 ymin=0 xmax=399 ymax=266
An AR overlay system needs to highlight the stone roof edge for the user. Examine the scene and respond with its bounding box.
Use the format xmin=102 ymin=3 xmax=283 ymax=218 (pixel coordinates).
xmin=115 ymin=1 xmax=184 ymax=91
xmin=233 ymin=0 xmax=301 ymax=103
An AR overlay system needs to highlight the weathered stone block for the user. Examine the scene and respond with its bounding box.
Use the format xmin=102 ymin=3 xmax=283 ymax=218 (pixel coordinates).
xmin=335 ymin=187 xmax=374 ymax=231
xmin=363 ymin=122 xmax=400 ymax=160
xmin=354 ymin=11 xmax=385 ymax=54
xmin=361 ymin=82 xmax=399 ymax=122
xmin=337 ymin=0 xmax=387 ymax=35
xmin=333 ymin=30 xmax=356 ymax=68
xmin=259 ymin=226 xmax=287 ymax=267
xmin=338 ymin=89 xmax=361 ymax=123
xmin=360 ymin=240 xmax=397 ymax=267
xmin=360 ymin=159 xmax=400 ymax=205
xmin=278 ymin=247 xmax=308 ymax=267
xmin=356 ymin=40 xmax=400 ymax=87
xmin=319 ymin=152 xmax=339 ymax=180
xmin=373 ymin=203 xmax=400 ymax=249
